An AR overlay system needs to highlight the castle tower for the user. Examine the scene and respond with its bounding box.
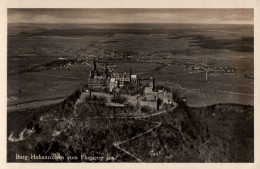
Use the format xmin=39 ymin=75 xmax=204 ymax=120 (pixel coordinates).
xmin=149 ymin=76 xmax=155 ymax=91
xmin=206 ymin=71 xmax=209 ymax=81
xmin=157 ymin=98 xmax=160 ymax=111
xmin=117 ymin=80 xmax=120 ymax=88
xmin=130 ymin=67 xmax=132 ymax=75
xmin=89 ymin=70 xmax=92 ymax=77
xmin=93 ymin=59 xmax=97 ymax=71
xmin=153 ymin=77 xmax=155 ymax=91
xmin=130 ymin=67 xmax=132 ymax=82
xmin=105 ymin=65 xmax=109 ymax=77
xmin=89 ymin=88 xmax=92 ymax=100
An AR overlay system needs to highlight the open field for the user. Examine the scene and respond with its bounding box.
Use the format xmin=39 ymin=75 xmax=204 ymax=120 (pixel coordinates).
xmin=8 ymin=65 xmax=89 ymax=111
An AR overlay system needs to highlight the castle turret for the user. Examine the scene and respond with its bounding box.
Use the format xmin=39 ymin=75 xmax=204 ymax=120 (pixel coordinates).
xmin=92 ymin=59 xmax=99 ymax=76
xmin=206 ymin=71 xmax=209 ymax=81
xmin=130 ymin=67 xmax=132 ymax=75
xmin=93 ymin=59 xmax=97 ymax=71
xmin=105 ymin=65 xmax=109 ymax=72
xmin=130 ymin=67 xmax=132 ymax=82
xmin=149 ymin=76 xmax=155 ymax=91
xmin=157 ymin=98 xmax=161 ymax=111
xmin=117 ymin=80 xmax=120 ymax=88
xmin=124 ymin=67 xmax=127 ymax=75
xmin=105 ymin=65 xmax=109 ymax=78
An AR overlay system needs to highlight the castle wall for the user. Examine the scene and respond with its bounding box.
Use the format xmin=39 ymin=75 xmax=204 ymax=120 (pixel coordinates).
xmin=139 ymin=100 xmax=157 ymax=109
xmin=122 ymin=94 xmax=138 ymax=106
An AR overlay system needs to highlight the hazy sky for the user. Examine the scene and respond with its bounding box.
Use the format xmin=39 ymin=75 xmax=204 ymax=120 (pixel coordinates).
xmin=8 ymin=9 xmax=253 ymax=24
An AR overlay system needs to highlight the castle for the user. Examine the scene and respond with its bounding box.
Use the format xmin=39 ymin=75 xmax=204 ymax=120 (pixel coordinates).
xmin=88 ymin=59 xmax=139 ymax=92
xmin=88 ymin=59 xmax=176 ymax=111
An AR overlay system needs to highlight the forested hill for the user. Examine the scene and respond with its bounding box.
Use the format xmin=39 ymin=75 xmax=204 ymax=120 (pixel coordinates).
xmin=7 ymin=89 xmax=254 ymax=162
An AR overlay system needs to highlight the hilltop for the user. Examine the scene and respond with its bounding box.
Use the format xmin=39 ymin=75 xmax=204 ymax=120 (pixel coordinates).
xmin=7 ymin=88 xmax=253 ymax=162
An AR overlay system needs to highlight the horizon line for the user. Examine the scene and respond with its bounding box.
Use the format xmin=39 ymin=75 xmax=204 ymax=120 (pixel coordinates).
xmin=8 ymin=22 xmax=254 ymax=25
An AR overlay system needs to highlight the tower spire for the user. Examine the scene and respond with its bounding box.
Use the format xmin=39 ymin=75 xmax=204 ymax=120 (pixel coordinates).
xmin=93 ymin=59 xmax=97 ymax=71
xmin=105 ymin=65 xmax=108 ymax=72
xmin=105 ymin=65 xmax=109 ymax=77
xmin=149 ymin=76 xmax=155 ymax=91
xmin=130 ymin=67 xmax=132 ymax=75
xmin=130 ymin=67 xmax=132 ymax=82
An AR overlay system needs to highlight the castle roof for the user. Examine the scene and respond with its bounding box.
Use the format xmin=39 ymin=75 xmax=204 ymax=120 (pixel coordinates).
xmin=110 ymin=78 xmax=116 ymax=83
xmin=131 ymin=75 xmax=137 ymax=78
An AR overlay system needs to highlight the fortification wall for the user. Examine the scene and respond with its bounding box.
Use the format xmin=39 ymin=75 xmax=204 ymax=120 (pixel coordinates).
xmin=123 ymin=95 xmax=138 ymax=106
xmin=139 ymin=100 xmax=157 ymax=109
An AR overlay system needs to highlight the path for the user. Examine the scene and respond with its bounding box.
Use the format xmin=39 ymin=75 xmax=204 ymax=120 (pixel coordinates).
xmin=162 ymin=81 xmax=254 ymax=96
xmin=73 ymin=92 xmax=88 ymax=116
xmin=113 ymin=119 xmax=162 ymax=162
xmin=40 ymin=108 xmax=173 ymax=122
xmin=113 ymin=144 xmax=143 ymax=162
xmin=7 ymin=97 xmax=65 ymax=112
xmin=110 ymin=109 xmax=172 ymax=162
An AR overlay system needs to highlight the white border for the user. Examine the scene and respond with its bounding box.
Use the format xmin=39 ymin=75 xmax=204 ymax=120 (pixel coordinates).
xmin=0 ymin=0 xmax=259 ymax=169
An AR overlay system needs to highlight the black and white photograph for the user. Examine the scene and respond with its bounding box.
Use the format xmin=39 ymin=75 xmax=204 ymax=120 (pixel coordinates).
xmin=6 ymin=8 xmax=254 ymax=163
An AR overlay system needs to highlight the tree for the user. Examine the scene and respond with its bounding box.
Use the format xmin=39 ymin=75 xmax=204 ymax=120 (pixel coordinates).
xmin=35 ymin=143 xmax=44 ymax=155
xmin=172 ymin=89 xmax=182 ymax=102
xmin=75 ymin=89 xmax=81 ymax=99
xmin=33 ymin=115 xmax=37 ymax=122
xmin=50 ymin=141 xmax=60 ymax=153
xmin=206 ymin=125 xmax=210 ymax=139
xmin=34 ymin=123 xmax=42 ymax=134
xmin=27 ymin=121 xmax=34 ymax=129
xmin=157 ymin=98 xmax=162 ymax=111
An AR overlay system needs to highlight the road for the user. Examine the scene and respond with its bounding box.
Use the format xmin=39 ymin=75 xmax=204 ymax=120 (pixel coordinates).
xmin=27 ymin=73 xmax=83 ymax=80
xmin=161 ymin=81 xmax=254 ymax=96
xmin=7 ymin=97 xmax=65 ymax=112
xmin=113 ymin=120 xmax=162 ymax=162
